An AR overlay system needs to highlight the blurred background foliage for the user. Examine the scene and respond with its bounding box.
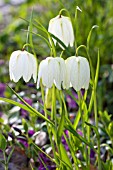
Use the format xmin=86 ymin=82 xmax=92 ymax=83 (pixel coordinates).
xmin=0 ymin=0 xmax=113 ymax=113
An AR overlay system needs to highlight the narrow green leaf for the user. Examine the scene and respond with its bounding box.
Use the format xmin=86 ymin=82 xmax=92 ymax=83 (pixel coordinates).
xmin=34 ymin=19 xmax=56 ymax=57
xmin=7 ymin=147 xmax=14 ymax=163
xmin=0 ymin=160 xmax=5 ymax=165
xmin=38 ymin=154 xmax=49 ymax=170
xmin=32 ymin=142 xmax=57 ymax=165
xmin=0 ymin=88 xmax=54 ymax=126
xmin=65 ymin=124 xmax=94 ymax=149
xmin=0 ymin=97 xmax=31 ymax=112
xmin=73 ymin=110 xmax=81 ymax=130
xmin=88 ymin=50 xmax=100 ymax=114
xmin=87 ymin=25 xmax=99 ymax=50
xmin=95 ymin=49 xmax=100 ymax=89
xmin=50 ymin=33 xmax=67 ymax=49
xmin=57 ymin=101 xmax=65 ymax=143
xmin=85 ymin=122 xmax=99 ymax=138
xmin=33 ymin=142 xmax=71 ymax=169
xmin=0 ymin=134 xmax=7 ymax=150
xmin=7 ymin=85 xmax=54 ymax=125
xmin=22 ymin=118 xmax=28 ymax=133
xmin=22 ymin=29 xmax=51 ymax=49
xmin=59 ymin=143 xmax=72 ymax=169
xmin=66 ymin=90 xmax=78 ymax=105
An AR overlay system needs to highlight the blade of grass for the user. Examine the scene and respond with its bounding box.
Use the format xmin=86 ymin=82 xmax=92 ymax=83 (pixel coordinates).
xmin=65 ymin=124 xmax=94 ymax=149
xmin=6 ymin=85 xmax=54 ymax=126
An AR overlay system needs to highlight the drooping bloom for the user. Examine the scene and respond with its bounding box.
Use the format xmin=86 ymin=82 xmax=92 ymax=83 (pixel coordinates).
xmin=9 ymin=50 xmax=37 ymax=83
xmin=48 ymin=15 xmax=74 ymax=49
xmin=37 ymin=57 xmax=66 ymax=90
xmin=65 ymin=56 xmax=90 ymax=91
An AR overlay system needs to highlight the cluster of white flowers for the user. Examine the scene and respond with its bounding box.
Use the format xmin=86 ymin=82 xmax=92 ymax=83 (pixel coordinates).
xmin=37 ymin=56 xmax=90 ymax=91
xmin=9 ymin=14 xmax=90 ymax=92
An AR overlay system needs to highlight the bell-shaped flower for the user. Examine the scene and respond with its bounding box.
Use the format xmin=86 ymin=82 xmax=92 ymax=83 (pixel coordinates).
xmin=48 ymin=15 xmax=74 ymax=49
xmin=37 ymin=57 xmax=66 ymax=90
xmin=9 ymin=50 xmax=37 ymax=83
xmin=65 ymin=56 xmax=90 ymax=91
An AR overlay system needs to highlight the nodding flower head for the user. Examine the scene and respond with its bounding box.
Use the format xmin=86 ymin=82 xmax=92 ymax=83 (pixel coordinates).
xmin=9 ymin=50 xmax=37 ymax=83
xmin=37 ymin=57 xmax=66 ymax=90
xmin=65 ymin=56 xmax=90 ymax=91
xmin=48 ymin=15 xmax=74 ymax=49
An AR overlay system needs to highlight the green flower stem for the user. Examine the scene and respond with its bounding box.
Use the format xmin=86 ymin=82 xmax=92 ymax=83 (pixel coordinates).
xmin=59 ymin=8 xmax=70 ymax=17
xmin=76 ymin=44 xmax=94 ymax=81
xmin=78 ymin=91 xmax=89 ymax=169
xmin=87 ymin=125 xmax=90 ymax=168
xmin=74 ymin=6 xmax=82 ymax=51
xmin=22 ymin=43 xmax=33 ymax=50
xmin=3 ymin=151 xmax=8 ymax=170
xmin=33 ymin=18 xmax=56 ymax=57
xmin=49 ymin=35 xmax=56 ymax=57
xmin=40 ymin=83 xmax=59 ymax=165
xmin=88 ymin=46 xmax=101 ymax=169
xmin=94 ymin=86 xmax=101 ymax=170
xmin=51 ymin=85 xmax=56 ymax=121
xmin=90 ymin=49 xmax=101 ymax=170
xmin=81 ymin=90 xmax=91 ymax=168
xmin=51 ymin=86 xmax=62 ymax=166
xmin=63 ymin=133 xmax=79 ymax=169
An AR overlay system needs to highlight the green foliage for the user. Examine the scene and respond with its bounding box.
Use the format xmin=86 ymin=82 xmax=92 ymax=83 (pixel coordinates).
xmin=0 ymin=0 xmax=113 ymax=169
xmin=0 ymin=133 xmax=7 ymax=150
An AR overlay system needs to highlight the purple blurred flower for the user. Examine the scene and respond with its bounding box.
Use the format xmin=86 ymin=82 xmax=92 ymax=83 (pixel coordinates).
xmin=20 ymin=97 xmax=32 ymax=118
xmin=38 ymin=151 xmax=56 ymax=170
xmin=0 ymin=83 xmax=6 ymax=97
xmin=90 ymin=148 xmax=95 ymax=159
xmin=27 ymin=83 xmax=36 ymax=88
xmin=81 ymin=89 xmax=85 ymax=96
xmin=62 ymin=130 xmax=69 ymax=151
xmin=39 ymin=166 xmax=55 ymax=170
xmin=66 ymin=89 xmax=85 ymax=110
xmin=0 ymin=59 xmax=5 ymax=66
xmin=28 ymin=130 xmax=35 ymax=137
xmin=77 ymin=130 xmax=83 ymax=136
xmin=0 ymin=112 xmax=3 ymax=117
xmin=66 ymin=90 xmax=78 ymax=109
xmin=17 ymin=138 xmax=28 ymax=148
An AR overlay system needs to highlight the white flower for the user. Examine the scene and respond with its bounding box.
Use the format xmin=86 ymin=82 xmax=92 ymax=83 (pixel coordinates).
xmin=48 ymin=15 xmax=74 ymax=49
xmin=37 ymin=57 xmax=66 ymax=90
xmin=9 ymin=50 xmax=37 ymax=83
xmin=65 ymin=56 xmax=90 ymax=91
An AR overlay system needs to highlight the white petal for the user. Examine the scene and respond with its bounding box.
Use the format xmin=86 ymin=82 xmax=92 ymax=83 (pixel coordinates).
xmin=21 ymin=52 xmax=31 ymax=82
xmin=37 ymin=57 xmax=54 ymax=88
xmin=46 ymin=58 xmax=55 ymax=88
xmin=64 ymin=17 xmax=74 ymax=47
xmin=61 ymin=17 xmax=71 ymax=47
xmin=81 ymin=58 xmax=90 ymax=89
xmin=55 ymin=57 xmax=66 ymax=89
xmin=9 ymin=50 xmax=23 ymax=82
xmin=69 ymin=56 xmax=90 ymax=91
xmin=28 ymin=53 xmax=37 ymax=83
xmin=70 ymin=57 xmax=80 ymax=91
xmin=37 ymin=60 xmax=45 ymax=89
xmin=52 ymin=59 xmax=61 ymax=90
xmin=65 ymin=57 xmax=75 ymax=89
